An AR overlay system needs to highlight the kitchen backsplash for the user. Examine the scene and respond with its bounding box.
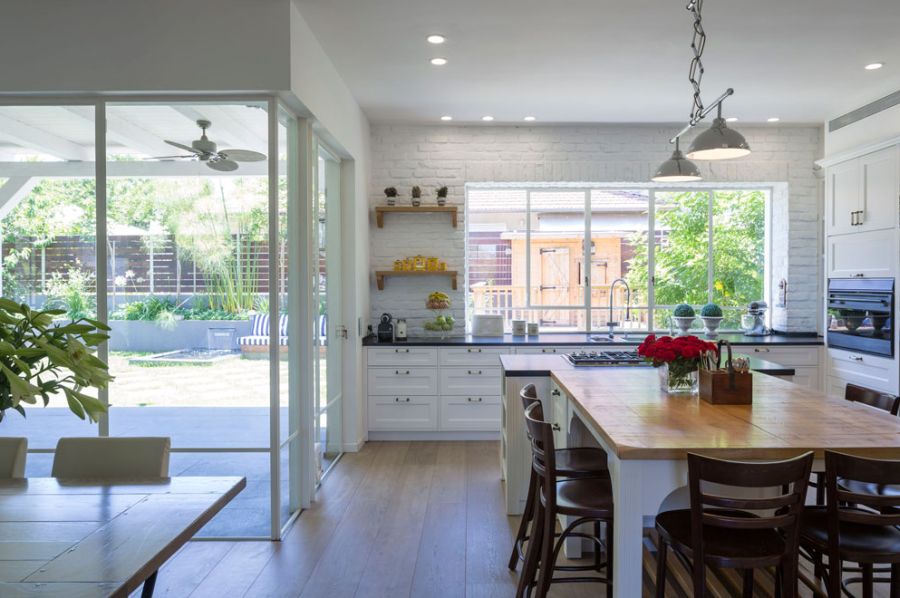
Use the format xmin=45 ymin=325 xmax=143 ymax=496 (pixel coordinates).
xmin=369 ymin=124 xmax=823 ymax=336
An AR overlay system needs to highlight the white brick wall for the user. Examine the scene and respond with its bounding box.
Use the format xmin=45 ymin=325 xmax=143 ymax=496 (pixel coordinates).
xmin=369 ymin=124 xmax=823 ymax=335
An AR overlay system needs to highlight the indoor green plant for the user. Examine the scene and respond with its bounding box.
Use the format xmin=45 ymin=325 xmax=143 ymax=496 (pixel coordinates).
xmin=436 ymin=186 xmax=449 ymax=206
xmin=672 ymin=303 xmax=696 ymax=335
xmin=0 ymin=299 xmax=113 ymax=423
xmin=699 ymin=302 xmax=724 ymax=337
xmin=411 ymin=185 xmax=422 ymax=207
xmin=384 ymin=186 xmax=398 ymax=206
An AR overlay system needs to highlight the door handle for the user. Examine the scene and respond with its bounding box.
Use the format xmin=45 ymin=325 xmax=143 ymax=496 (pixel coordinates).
xmin=394 ymin=370 xmax=411 ymax=375
xmin=849 ymin=355 xmax=864 ymax=362
xmin=467 ymin=370 xmax=483 ymax=375
xmin=467 ymin=348 xmax=482 ymax=353
xmin=851 ymin=211 xmax=857 ymax=226
xmin=394 ymin=348 xmax=410 ymax=353
xmin=467 ymin=397 xmax=484 ymax=403
xmin=394 ymin=397 xmax=411 ymax=402
xmin=551 ymin=389 xmax=561 ymax=396
xmin=857 ymin=210 xmax=865 ymax=225
xmin=551 ymin=423 xmax=561 ymax=432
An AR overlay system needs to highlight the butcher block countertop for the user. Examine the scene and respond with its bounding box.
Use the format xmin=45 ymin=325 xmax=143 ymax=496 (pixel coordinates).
xmin=550 ymin=367 xmax=900 ymax=461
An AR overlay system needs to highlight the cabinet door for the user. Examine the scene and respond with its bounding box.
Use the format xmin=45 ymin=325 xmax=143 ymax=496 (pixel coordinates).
xmin=367 ymin=347 xmax=437 ymax=367
xmin=368 ymin=396 xmax=438 ymax=431
xmin=859 ymin=146 xmax=899 ymax=233
xmin=439 ymin=396 xmax=501 ymax=431
xmin=826 ymin=349 xmax=897 ymax=394
xmin=827 ymin=228 xmax=897 ymax=279
xmin=439 ymin=347 xmax=508 ymax=367
xmin=367 ymin=367 xmax=438 ymax=395
xmin=826 ymin=159 xmax=860 ymax=236
xmin=439 ymin=367 xmax=502 ymax=395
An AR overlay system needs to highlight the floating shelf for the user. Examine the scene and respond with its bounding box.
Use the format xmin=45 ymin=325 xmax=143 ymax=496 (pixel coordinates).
xmin=375 ymin=205 xmax=458 ymax=228
xmin=375 ymin=270 xmax=458 ymax=291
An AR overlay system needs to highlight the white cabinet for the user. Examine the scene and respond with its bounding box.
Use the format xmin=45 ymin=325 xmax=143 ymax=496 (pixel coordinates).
xmin=439 ymin=347 xmax=508 ymax=367
xmin=440 ymin=396 xmax=501 ymax=431
xmin=826 ymin=348 xmax=897 ymax=395
xmin=439 ymin=367 xmax=502 ymax=395
xmin=367 ymin=367 xmax=438 ymax=395
xmin=827 ymin=228 xmax=898 ymax=279
xmin=368 ymin=396 xmax=438 ymax=431
xmin=367 ymin=347 xmax=437 ymax=367
xmin=515 ymin=346 xmax=568 ymax=355
xmin=826 ymin=147 xmax=899 ymax=237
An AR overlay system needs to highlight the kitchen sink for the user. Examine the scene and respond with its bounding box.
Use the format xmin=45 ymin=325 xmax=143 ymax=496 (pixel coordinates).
xmin=589 ymin=334 xmax=647 ymax=343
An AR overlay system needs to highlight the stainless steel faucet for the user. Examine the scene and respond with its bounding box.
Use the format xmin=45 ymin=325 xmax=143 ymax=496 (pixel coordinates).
xmin=605 ymin=278 xmax=632 ymax=338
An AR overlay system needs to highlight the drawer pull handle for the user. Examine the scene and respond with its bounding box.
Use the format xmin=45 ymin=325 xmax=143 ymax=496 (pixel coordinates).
xmin=849 ymin=355 xmax=864 ymax=362
xmin=467 ymin=369 xmax=483 ymax=375
xmin=395 ymin=370 xmax=411 ymax=375
xmin=754 ymin=348 xmax=770 ymax=353
xmin=541 ymin=348 xmax=555 ymax=353
xmin=467 ymin=348 xmax=482 ymax=353
xmin=394 ymin=348 xmax=410 ymax=353
xmin=551 ymin=423 xmax=561 ymax=432
xmin=467 ymin=397 xmax=484 ymax=403
xmin=395 ymin=397 xmax=411 ymax=403
xmin=551 ymin=389 xmax=560 ymax=396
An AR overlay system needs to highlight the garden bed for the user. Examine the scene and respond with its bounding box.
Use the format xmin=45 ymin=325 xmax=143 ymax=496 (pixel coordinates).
xmin=108 ymin=319 xmax=253 ymax=353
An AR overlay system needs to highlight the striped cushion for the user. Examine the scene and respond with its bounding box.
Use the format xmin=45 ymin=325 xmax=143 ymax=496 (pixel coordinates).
xmin=249 ymin=314 xmax=289 ymax=337
xmin=238 ymin=335 xmax=289 ymax=346
xmin=279 ymin=314 xmax=289 ymax=336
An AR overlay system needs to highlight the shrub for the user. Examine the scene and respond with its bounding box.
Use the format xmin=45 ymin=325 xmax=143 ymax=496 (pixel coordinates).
xmin=673 ymin=303 xmax=695 ymax=318
xmin=700 ymin=303 xmax=723 ymax=317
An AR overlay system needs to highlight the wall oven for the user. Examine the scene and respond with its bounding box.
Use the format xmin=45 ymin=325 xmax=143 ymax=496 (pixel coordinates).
xmin=827 ymin=278 xmax=894 ymax=357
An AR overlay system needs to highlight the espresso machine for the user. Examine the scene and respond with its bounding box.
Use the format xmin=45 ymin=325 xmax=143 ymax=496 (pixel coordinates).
xmin=742 ymin=301 xmax=771 ymax=336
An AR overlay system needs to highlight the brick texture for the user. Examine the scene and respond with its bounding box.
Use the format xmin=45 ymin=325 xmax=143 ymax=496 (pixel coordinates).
xmin=369 ymin=124 xmax=823 ymax=335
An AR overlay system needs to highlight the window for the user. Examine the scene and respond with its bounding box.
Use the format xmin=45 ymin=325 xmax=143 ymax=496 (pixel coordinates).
xmin=466 ymin=185 xmax=769 ymax=332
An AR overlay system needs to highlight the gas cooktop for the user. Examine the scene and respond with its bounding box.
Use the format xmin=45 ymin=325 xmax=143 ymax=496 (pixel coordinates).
xmin=563 ymin=350 xmax=648 ymax=367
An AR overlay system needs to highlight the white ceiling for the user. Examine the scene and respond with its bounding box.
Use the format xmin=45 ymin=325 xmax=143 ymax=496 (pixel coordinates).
xmin=297 ymin=0 xmax=900 ymax=124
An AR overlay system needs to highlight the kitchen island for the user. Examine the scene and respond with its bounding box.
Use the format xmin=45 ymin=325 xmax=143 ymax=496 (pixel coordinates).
xmin=506 ymin=362 xmax=900 ymax=598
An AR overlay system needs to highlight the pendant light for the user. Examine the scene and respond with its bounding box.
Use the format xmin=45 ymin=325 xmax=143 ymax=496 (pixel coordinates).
xmin=685 ymin=103 xmax=751 ymax=160
xmin=652 ymin=138 xmax=702 ymax=182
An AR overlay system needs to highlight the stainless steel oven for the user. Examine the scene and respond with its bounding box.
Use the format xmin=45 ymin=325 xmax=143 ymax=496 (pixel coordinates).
xmin=827 ymin=278 xmax=894 ymax=357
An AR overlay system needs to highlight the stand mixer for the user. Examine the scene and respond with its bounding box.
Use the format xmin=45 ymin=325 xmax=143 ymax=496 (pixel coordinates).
xmin=742 ymin=301 xmax=771 ymax=336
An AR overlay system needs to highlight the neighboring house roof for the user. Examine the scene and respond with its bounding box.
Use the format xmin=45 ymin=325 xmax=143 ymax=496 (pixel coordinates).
xmin=467 ymin=188 xmax=649 ymax=213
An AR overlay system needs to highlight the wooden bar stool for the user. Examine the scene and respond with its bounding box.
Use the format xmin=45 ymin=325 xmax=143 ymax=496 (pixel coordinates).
xmin=508 ymin=383 xmax=609 ymax=572
xmin=517 ymin=400 xmax=613 ymax=598
xmin=655 ymin=451 xmax=814 ymax=598
xmin=800 ymin=450 xmax=900 ymax=598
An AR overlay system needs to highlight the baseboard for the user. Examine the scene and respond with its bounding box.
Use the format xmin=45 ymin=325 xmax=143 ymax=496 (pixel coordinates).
xmin=367 ymin=431 xmax=500 ymax=441
xmin=342 ymin=439 xmax=365 ymax=452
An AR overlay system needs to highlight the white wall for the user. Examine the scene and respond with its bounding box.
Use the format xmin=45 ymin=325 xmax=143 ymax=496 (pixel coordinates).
xmin=369 ymin=124 xmax=823 ymax=334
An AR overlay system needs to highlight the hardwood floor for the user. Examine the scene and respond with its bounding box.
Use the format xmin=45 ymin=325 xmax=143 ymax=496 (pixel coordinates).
xmin=149 ymin=441 xmax=892 ymax=598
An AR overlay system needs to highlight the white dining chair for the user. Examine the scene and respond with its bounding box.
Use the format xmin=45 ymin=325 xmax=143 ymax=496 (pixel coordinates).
xmin=51 ymin=437 xmax=170 ymax=479
xmin=0 ymin=437 xmax=27 ymax=479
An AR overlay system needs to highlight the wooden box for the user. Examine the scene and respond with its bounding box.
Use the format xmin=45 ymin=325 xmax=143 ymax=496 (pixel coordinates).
xmin=699 ymin=369 xmax=753 ymax=405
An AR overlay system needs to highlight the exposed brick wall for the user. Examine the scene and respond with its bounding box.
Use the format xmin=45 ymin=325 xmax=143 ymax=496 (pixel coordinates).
xmin=369 ymin=124 xmax=823 ymax=335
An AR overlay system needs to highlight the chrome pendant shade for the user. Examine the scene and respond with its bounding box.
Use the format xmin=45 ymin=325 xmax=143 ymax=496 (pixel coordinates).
xmin=686 ymin=111 xmax=751 ymax=160
xmin=652 ymin=139 xmax=702 ymax=182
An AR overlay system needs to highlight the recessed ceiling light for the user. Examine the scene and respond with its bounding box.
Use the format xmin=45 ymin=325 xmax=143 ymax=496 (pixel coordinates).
xmin=482 ymin=116 xmax=494 ymax=121
xmin=767 ymin=117 xmax=780 ymax=122
xmin=440 ymin=115 xmax=453 ymax=121
xmin=426 ymin=34 xmax=446 ymax=45
xmin=725 ymin=117 xmax=739 ymax=122
xmin=430 ymin=57 xmax=447 ymax=66
xmin=865 ymin=62 xmax=884 ymax=70
xmin=523 ymin=116 xmax=536 ymax=122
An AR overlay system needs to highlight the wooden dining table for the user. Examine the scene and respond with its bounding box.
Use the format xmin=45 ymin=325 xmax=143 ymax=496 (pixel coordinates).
xmin=0 ymin=476 xmax=245 ymax=597
xmin=550 ymin=367 xmax=900 ymax=598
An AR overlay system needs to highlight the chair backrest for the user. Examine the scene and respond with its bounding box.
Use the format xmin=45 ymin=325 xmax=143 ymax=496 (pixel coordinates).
xmin=0 ymin=437 xmax=27 ymax=479
xmin=824 ymin=450 xmax=900 ymax=539
xmin=52 ymin=437 xmax=170 ymax=479
xmin=523 ymin=401 xmax=557 ymax=500
xmin=687 ymin=451 xmax=814 ymax=570
xmin=845 ymin=383 xmax=900 ymax=416
xmin=520 ymin=383 xmax=540 ymax=412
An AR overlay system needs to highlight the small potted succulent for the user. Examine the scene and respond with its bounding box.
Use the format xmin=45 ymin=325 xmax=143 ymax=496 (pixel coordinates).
xmin=384 ymin=186 xmax=398 ymax=206
xmin=700 ymin=303 xmax=724 ymax=337
xmin=436 ymin=186 xmax=448 ymax=206
xmin=411 ymin=185 xmax=422 ymax=207
xmin=672 ymin=304 xmax=696 ymax=336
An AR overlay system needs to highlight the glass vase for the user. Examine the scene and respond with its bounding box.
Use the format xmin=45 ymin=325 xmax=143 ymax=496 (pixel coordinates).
xmin=659 ymin=361 xmax=699 ymax=395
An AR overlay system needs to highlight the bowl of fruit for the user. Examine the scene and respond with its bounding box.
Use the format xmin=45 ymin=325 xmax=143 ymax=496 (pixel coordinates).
xmin=424 ymin=291 xmax=455 ymax=337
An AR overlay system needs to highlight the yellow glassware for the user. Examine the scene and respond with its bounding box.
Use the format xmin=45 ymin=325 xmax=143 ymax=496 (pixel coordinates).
xmin=393 ymin=260 xmax=404 ymax=271
xmin=426 ymin=257 xmax=439 ymax=271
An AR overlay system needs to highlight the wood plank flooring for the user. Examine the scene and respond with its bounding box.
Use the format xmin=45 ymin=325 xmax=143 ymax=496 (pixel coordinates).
xmin=147 ymin=441 xmax=892 ymax=597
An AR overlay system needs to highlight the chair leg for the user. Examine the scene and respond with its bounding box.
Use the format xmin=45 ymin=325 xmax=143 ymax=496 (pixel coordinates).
xmin=890 ymin=563 xmax=900 ymax=598
xmin=141 ymin=570 xmax=158 ymax=598
xmin=605 ymin=521 xmax=613 ymax=598
xmin=509 ymin=470 xmax=538 ymax=571
xmin=593 ymin=520 xmax=602 ymax=572
xmin=815 ymin=472 xmax=825 ymax=506
xmin=781 ymin=557 xmax=798 ymax=598
xmin=742 ymin=569 xmax=753 ymax=598
xmin=535 ymin=503 xmax=557 ymax=598
xmin=813 ymin=549 xmax=824 ymax=579
xmin=517 ymin=497 xmax=543 ymax=598
xmin=827 ymin=554 xmax=842 ymax=598
xmin=655 ymin=540 xmax=668 ymax=598
xmin=863 ymin=563 xmax=874 ymax=598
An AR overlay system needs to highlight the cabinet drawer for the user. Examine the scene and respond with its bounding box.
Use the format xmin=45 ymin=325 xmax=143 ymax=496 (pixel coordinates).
xmin=439 ymin=367 xmax=502 ymax=395
xmin=439 ymin=396 xmax=500 ymax=431
xmin=744 ymin=345 xmax=820 ymax=366
xmin=826 ymin=349 xmax=896 ymax=393
xmin=368 ymin=396 xmax=437 ymax=431
xmin=367 ymin=347 xmax=437 ymax=367
xmin=439 ymin=347 xmax=509 ymax=367
xmin=827 ymin=229 xmax=898 ymax=279
xmin=368 ymin=367 xmax=438 ymax=395
xmin=515 ymin=346 xmax=567 ymax=355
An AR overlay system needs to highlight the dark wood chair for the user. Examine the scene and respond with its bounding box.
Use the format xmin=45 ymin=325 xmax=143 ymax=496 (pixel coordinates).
xmin=517 ymin=400 xmax=614 ymax=598
xmin=508 ymin=383 xmax=609 ymax=572
xmin=655 ymin=451 xmax=814 ymax=598
xmin=800 ymin=450 xmax=900 ymax=598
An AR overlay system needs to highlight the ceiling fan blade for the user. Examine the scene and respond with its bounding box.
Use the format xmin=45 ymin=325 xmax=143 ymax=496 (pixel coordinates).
xmin=165 ymin=140 xmax=202 ymax=154
xmin=143 ymin=154 xmax=196 ymax=160
xmin=207 ymin=159 xmax=239 ymax=172
xmin=219 ymin=149 xmax=266 ymax=162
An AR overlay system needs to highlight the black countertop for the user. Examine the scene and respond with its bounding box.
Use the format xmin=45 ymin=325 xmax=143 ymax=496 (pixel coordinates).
xmin=498 ymin=353 xmax=796 ymax=377
xmin=363 ymin=331 xmax=822 ymax=347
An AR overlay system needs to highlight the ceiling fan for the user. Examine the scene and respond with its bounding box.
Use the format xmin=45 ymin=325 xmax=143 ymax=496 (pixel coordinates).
xmin=150 ymin=119 xmax=266 ymax=172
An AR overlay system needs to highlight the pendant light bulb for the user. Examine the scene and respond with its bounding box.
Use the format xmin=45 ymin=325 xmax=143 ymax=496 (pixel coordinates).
xmin=652 ymin=138 xmax=703 ymax=182
xmin=686 ymin=104 xmax=751 ymax=160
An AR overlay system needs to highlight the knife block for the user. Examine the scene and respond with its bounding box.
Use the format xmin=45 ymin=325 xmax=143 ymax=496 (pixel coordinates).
xmin=699 ymin=368 xmax=753 ymax=405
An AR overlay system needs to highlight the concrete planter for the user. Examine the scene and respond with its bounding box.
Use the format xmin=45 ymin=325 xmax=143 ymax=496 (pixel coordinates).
xmin=108 ymin=319 xmax=252 ymax=353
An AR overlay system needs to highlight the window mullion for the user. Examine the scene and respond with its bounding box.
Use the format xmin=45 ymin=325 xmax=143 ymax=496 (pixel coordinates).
xmin=525 ymin=189 xmax=532 ymax=312
xmin=584 ymin=189 xmax=591 ymax=331
xmin=707 ymin=191 xmax=714 ymax=305
xmin=648 ymin=189 xmax=656 ymax=331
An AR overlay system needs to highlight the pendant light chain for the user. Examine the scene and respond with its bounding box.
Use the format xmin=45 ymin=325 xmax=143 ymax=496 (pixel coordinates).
xmin=687 ymin=0 xmax=706 ymax=125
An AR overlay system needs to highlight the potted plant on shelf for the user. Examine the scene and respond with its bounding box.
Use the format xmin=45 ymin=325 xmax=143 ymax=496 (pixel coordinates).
xmin=700 ymin=303 xmax=724 ymax=337
xmin=436 ymin=186 xmax=448 ymax=206
xmin=424 ymin=291 xmax=455 ymax=338
xmin=0 ymin=299 xmax=113 ymax=423
xmin=672 ymin=304 xmax=696 ymax=335
xmin=638 ymin=334 xmax=717 ymax=395
xmin=411 ymin=186 xmax=422 ymax=207
xmin=384 ymin=186 xmax=398 ymax=206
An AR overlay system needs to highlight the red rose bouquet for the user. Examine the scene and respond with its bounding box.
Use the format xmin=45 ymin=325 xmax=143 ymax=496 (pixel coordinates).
xmin=638 ymin=334 xmax=718 ymax=393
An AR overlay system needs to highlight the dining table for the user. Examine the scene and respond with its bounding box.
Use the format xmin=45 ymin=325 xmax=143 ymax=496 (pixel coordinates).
xmin=0 ymin=476 xmax=245 ymax=597
xmin=549 ymin=367 xmax=900 ymax=598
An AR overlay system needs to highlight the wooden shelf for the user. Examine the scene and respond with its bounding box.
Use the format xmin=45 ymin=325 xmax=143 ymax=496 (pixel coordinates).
xmin=375 ymin=270 xmax=458 ymax=291
xmin=375 ymin=205 xmax=457 ymax=228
